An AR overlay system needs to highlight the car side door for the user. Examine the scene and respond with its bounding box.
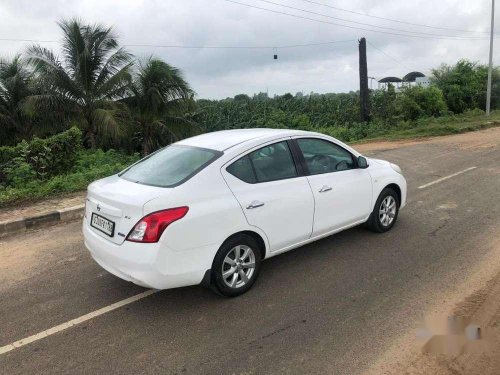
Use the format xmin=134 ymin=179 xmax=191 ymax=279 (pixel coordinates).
xmin=221 ymin=139 xmax=315 ymax=253
xmin=293 ymin=137 xmax=372 ymax=237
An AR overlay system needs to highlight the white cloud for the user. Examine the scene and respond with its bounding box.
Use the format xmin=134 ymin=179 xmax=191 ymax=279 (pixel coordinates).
xmin=0 ymin=0 xmax=497 ymax=98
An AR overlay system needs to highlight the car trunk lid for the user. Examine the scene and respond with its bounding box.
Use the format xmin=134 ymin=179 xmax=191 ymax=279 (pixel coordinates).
xmin=86 ymin=175 xmax=171 ymax=245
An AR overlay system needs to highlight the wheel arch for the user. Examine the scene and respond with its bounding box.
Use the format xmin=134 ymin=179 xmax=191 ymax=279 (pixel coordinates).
xmin=202 ymin=229 xmax=267 ymax=291
xmin=384 ymin=183 xmax=402 ymax=207
xmin=223 ymin=230 xmax=267 ymax=260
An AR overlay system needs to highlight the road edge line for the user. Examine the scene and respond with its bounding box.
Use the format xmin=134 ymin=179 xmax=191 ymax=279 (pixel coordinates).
xmin=0 ymin=289 xmax=158 ymax=355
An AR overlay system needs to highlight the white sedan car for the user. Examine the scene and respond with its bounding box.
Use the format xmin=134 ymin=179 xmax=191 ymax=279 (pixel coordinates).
xmin=83 ymin=129 xmax=406 ymax=296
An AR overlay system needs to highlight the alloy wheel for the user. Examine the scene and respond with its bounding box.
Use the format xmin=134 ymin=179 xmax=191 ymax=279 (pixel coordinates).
xmin=222 ymin=245 xmax=256 ymax=288
xmin=379 ymin=195 xmax=397 ymax=227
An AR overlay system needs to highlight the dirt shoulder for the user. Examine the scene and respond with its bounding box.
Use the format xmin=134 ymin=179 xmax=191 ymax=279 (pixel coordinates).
xmin=355 ymin=125 xmax=500 ymax=153
xmin=367 ymin=233 xmax=500 ymax=375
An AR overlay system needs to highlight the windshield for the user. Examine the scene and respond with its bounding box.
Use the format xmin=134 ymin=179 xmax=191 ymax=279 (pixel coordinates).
xmin=120 ymin=145 xmax=221 ymax=187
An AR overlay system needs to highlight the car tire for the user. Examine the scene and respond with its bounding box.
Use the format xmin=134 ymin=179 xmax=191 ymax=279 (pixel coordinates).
xmin=367 ymin=187 xmax=400 ymax=233
xmin=212 ymin=234 xmax=262 ymax=297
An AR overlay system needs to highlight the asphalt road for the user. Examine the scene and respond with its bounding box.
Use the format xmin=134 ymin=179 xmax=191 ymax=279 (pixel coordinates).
xmin=1 ymin=129 xmax=500 ymax=374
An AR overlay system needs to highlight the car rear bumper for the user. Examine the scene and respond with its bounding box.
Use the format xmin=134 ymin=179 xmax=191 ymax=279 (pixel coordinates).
xmin=83 ymin=220 xmax=209 ymax=289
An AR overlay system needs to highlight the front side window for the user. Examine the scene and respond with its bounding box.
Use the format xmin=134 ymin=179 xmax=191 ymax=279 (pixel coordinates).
xmin=297 ymin=138 xmax=355 ymax=175
xmin=227 ymin=141 xmax=297 ymax=183
xmin=120 ymin=145 xmax=219 ymax=187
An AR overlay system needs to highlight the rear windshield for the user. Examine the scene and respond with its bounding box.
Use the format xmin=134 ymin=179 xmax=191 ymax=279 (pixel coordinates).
xmin=120 ymin=145 xmax=221 ymax=187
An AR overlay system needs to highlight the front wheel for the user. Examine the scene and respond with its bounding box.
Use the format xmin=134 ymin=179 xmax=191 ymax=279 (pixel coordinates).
xmin=212 ymin=234 xmax=262 ymax=297
xmin=367 ymin=188 xmax=400 ymax=233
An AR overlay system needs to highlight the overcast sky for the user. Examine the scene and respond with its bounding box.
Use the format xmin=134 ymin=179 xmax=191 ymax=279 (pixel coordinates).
xmin=0 ymin=0 xmax=498 ymax=99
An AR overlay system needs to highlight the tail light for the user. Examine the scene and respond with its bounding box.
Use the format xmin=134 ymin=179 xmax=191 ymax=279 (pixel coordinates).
xmin=126 ymin=207 xmax=189 ymax=243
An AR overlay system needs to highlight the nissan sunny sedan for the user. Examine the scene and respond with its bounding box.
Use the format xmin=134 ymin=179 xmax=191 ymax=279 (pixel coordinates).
xmin=83 ymin=129 xmax=407 ymax=296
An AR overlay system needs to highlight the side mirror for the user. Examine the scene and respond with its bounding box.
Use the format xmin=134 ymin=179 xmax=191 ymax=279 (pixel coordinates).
xmin=357 ymin=156 xmax=369 ymax=169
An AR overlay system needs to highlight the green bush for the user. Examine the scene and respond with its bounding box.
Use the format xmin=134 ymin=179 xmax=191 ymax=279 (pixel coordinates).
xmin=397 ymin=86 xmax=448 ymax=120
xmin=431 ymin=60 xmax=499 ymax=113
xmin=29 ymin=126 xmax=82 ymax=175
xmin=0 ymin=148 xmax=139 ymax=206
xmin=3 ymin=158 xmax=36 ymax=186
xmin=316 ymin=121 xmax=392 ymax=143
xmin=72 ymin=149 xmax=139 ymax=173
xmin=371 ymin=86 xmax=399 ymax=126
xmin=0 ymin=127 xmax=82 ymax=184
xmin=371 ymin=85 xmax=447 ymax=123
xmin=0 ymin=146 xmax=18 ymax=166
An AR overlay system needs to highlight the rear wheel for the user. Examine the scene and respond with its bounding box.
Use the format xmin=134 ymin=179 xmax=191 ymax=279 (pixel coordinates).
xmin=367 ymin=188 xmax=400 ymax=233
xmin=212 ymin=234 xmax=262 ymax=297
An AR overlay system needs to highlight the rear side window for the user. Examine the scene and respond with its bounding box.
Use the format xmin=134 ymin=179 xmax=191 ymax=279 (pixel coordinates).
xmin=227 ymin=141 xmax=297 ymax=183
xmin=226 ymin=155 xmax=256 ymax=183
xmin=120 ymin=145 xmax=220 ymax=187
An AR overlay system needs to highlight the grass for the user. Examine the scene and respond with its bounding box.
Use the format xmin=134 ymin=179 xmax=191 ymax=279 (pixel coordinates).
xmin=352 ymin=111 xmax=500 ymax=143
xmin=0 ymin=149 xmax=139 ymax=208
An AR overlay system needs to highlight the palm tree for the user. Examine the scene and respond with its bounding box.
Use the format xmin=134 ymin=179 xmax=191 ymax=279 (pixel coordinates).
xmin=126 ymin=58 xmax=198 ymax=155
xmin=26 ymin=19 xmax=133 ymax=148
xmin=0 ymin=55 xmax=33 ymax=143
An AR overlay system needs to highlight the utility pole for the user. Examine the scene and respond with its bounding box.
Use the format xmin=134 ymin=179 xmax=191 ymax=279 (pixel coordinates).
xmin=359 ymin=37 xmax=370 ymax=122
xmin=486 ymin=0 xmax=495 ymax=116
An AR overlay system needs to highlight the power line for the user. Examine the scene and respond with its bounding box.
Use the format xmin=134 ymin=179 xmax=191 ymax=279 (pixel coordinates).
xmin=367 ymin=40 xmax=413 ymax=72
xmin=1 ymin=3 xmax=492 ymax=47
xmin=125 ymin=39 xmax=356 ymax=49
xmin=0 ymin=38 xmax=58 ymax=43
xmin=255 ymin=0 xmax=487 ymax=39
xmin=298 ymin=0 xmax=496 ymax=35
xmin=221 ymin=0 xmax=488 ymax=40
xmin=272 ymin=39 xmax=356 ymax=48
xmin=0 ymin=37 xmax=356 ymax=49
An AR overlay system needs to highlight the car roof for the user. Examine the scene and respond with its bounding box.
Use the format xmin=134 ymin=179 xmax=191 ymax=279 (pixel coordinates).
xmin=176 ymin=128 xmax=312 ymax=151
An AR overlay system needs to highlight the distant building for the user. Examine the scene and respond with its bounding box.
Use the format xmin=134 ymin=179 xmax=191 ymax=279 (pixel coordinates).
xmin=378 ymin=77 xmax=403 ymax=90
xmin=415 ymin=76 xmax=430 ymax=87
xmin=376 ymin=72 xmax=429 ymax=91
xmin=403 ymin=71 xmax=425 ymax=83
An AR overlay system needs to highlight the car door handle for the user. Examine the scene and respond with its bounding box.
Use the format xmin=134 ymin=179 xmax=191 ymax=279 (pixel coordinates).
xmin=319 ymin=185 xmax=332 ymax=193
xmin=246 ymin=200 xmax=265 ymax=209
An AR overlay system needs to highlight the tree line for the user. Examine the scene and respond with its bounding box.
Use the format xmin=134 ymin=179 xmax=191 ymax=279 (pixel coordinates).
xmin=1 ymin=18 xmax=499 ymax=156
xmin=199 ymin=60 xmax=499 ymax=135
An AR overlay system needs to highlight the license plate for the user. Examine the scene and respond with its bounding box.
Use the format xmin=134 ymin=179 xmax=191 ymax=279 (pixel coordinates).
xmin=91 ymin=213 xmax=115 ymax=237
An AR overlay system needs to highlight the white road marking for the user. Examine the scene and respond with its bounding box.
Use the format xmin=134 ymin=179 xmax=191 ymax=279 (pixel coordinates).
xmin=418 ymin=167 xmax=477 ymax=189
xmin=0 ymin=289 xmax=157 ymax=355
